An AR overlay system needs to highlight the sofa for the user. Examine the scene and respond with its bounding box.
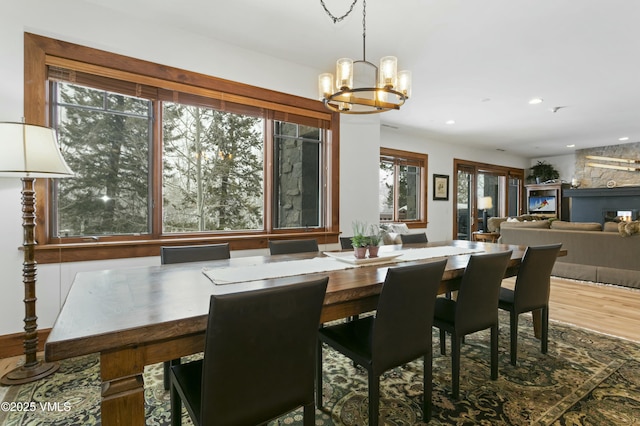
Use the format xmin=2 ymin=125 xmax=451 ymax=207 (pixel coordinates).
xmin=486 ymin=214 xmax=549 ymax=234
xmin=499 ymin=220 xmax=640 ymax=289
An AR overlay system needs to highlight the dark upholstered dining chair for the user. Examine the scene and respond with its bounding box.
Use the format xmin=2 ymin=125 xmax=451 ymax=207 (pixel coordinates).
xmin=268 ymin=239 xmax=319 ymax=255
xmin=317 ymin=260 xmax=447 ymax=425
xmin=498 ymin=243 xmax=562 ymax=365
xmin=433 ymin=250 xmax=512 ymax=399
xmin=160 ymin=243 xmax=231 ymax=390
xmin=170 ymin=277 xmax=328 ymax=426
xmin=339 ymin=236 xmax=353 ymax=249
xmin=161 ymin=243 xmax=230 ymax=265
xmin=400 ymin=232 xmax=428 ymax=244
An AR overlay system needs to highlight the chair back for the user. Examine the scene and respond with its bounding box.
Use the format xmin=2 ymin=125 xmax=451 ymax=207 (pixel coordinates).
xmin=201 ymin=277 xmax=328 ymax=425
xmin=269 ymin=239 xmax=319 ymax=255
xmin=339 ymin=236 xmax=353 ymax=249
xmin=400 ymin=232 xmax=428 ymax=244
xmin=513 ymin=243 xmax=562 ymax=312
xmin=160 ymin=243 xmax=230 ymax=264
xmin=455 ymin=251 xmax=512 ymax=335
xmin=372 ymin=260 xmax=447 ymax=375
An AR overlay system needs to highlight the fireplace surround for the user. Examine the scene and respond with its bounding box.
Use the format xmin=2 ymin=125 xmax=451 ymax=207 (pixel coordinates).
xmin=564 ymin=186 xmax=640 ymax=224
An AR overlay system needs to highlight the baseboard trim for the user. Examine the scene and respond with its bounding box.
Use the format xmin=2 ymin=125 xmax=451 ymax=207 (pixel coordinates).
xmin=0 ymin=329 xmax=51 ymax=359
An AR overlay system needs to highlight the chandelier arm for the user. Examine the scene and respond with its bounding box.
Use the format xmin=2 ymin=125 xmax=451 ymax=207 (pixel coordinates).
xmin=320 ymin=0 xmax=359 ymax=23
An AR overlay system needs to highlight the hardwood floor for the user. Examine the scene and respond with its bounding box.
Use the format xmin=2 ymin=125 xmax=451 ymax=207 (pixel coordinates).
xmin=505 ymin=276 xmax=640 ymax=343
xmin=1 ymin=277 xmax=639 ymax=378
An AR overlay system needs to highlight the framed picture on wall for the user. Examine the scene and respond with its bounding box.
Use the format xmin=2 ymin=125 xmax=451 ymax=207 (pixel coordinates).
xmin=433 ymin=174 xmax=449 ymax=200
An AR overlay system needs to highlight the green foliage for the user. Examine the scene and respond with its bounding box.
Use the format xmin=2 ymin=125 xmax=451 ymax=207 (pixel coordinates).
xmin=162 ymin=103 xmax=264 ymax=232
xmin=54 ymin=81 xmax=265 ymax=237
xmin=56 ymin=83 xmax=150 ymax=236
xmin=350 ymin=220 xmax=369 ymax=247
xmin=527 ymin=161 xmax=560 ymax=183
xmin=367 ymin=224 xmax=383 ymax=246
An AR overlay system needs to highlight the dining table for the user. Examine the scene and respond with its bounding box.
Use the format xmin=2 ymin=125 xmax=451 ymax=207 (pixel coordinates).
xmin=45 ymin=240 xmax=536 ymax=425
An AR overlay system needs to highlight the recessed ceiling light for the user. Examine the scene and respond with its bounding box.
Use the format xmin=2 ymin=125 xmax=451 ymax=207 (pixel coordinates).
xmin=528 ymin=98 xmax=543 ymax=105
xmin=566 ymin=144 xmax=575 ymax=148
xmin=619 ymin=136 xmax=629 ymax=141
xmin=445 ymin=120 xmax=456 ymax=125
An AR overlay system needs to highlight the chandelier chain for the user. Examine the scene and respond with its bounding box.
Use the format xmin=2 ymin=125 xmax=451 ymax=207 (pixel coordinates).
xmin=320 ymin=0 xmax=359 ymax=23
xmin=362 ymin=0 xmax=367 ymax=60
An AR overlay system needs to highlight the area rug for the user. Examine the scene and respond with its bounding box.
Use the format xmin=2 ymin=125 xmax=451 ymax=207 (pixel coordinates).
xmin=1 ymin=312 xmax=639 ymax=425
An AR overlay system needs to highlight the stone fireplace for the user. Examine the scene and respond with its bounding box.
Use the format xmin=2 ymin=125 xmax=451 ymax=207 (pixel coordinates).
xmin=564 ymin=186 xmax=640 ymax=224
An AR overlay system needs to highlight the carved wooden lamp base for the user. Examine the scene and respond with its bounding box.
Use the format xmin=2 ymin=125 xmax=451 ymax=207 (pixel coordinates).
xmin=1 ymin=360 xmax=59 ymax=385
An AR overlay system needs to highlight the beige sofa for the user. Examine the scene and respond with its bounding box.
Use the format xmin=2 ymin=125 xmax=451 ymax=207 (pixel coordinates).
xmin=499 ymin=220 xmax=640 ymax=289
xmin=486 ymin=214 xmax=549 ymax=234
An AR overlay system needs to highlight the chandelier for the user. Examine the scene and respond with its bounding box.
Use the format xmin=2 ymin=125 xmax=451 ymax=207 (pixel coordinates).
xmin=318 ymin=0 xmax=411 ymax=114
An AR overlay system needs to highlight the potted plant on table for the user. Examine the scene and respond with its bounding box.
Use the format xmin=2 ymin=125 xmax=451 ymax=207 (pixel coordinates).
xmin=367 ymin=225 xmax=383 ymax=258
xmin=351 ymin=221 xmax=369 ymax=259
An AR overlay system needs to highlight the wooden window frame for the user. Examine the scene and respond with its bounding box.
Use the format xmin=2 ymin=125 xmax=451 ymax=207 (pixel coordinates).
xmin=24 ymin=33 xmax=340 ymax=263
xmin=379 ymin=147 xmax=428 ymax=228
xmin=452 ymin=158 xmax=524 ymax=239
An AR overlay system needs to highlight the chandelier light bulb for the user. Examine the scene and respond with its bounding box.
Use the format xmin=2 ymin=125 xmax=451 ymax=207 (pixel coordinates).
xmin=336 ymin=58 xmax=354 ymax=90
xmin=318 ymin=73 xmax=334 ymax=99
xmin=397 ymin=70 xmax=412 ymax=97
xmin=379 ymin=56 xmax=398 ymax=89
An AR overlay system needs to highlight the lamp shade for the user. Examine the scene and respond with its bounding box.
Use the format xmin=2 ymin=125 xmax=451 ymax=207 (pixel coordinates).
xmin=0 ymin=122 xmax=73 ymax=178
xmin=477 ymin=196 xmax=493 ymax=210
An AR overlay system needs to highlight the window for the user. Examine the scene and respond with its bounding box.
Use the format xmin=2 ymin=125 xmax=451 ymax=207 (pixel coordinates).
xmin=161 ymin=100 xmax=265 ymax=233
xmin=274 ymin=121 xmax=322 ymax=229
xmin=53 ymin=82 xmax=152 ymax=237
xmin=379 ymin=148 xmax=428 ymax=227
xmin=25 ymin=33 xmax=339 ymax=262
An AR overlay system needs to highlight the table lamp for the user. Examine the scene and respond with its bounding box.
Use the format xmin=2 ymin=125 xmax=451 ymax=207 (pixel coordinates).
xmin=0 ymin=122 xmax=73 ymax=385
xmin=477 ymin=196 xmax=493 ymax=233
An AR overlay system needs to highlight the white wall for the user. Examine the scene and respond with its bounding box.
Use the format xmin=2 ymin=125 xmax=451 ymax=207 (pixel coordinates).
xmin=381 ymin=128 xmax=529 ymax=241
xmin=529 ymin=154 xmax=577 ymax=183
xmin=0 ymin=0 xmax=529 ymax=336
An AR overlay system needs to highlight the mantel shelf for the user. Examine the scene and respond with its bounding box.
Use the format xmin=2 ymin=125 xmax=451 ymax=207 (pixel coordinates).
xmin=564 ymin=186 xmax=640 ymax=198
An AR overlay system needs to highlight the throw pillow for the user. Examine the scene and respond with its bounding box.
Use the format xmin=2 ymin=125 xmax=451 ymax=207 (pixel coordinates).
xmin=618 ymin=220 xmax=640 ymax=237
xmin=603 ymin=222 xmax=620 ymax=232
xmin=487 ymin=217 xmax=508 ymax=232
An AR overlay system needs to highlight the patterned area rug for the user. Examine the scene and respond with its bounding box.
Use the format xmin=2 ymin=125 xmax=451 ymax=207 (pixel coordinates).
xmin=1 ymin=312 xmax=639 ymax=425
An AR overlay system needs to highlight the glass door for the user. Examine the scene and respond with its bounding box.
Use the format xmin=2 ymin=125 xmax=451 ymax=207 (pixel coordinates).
xmin=455 ymin=166 xmax=474 ymax=240
xmin=453 ymin=160 xmax=525 ymax=239
xmin=477 ymin=171 xmax=503 ymax=232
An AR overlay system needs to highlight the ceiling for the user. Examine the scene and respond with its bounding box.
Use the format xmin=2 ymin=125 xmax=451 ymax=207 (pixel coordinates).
xmin=85 ymin=0 xmax=640 ymax=158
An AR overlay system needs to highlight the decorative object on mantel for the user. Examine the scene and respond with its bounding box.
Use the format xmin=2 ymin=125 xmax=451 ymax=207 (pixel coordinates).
xmin=0 ymin=122 xmax=74 ymax=385
xmin=527 ymin=161 xmax=560 ymax=184
xmin=586 ymin=155 xmax=640 ymax=172
xmin=571 ymin=178 xmax=581 ymax=188
xmin=317 ymin=0 xmax=411 ymax=114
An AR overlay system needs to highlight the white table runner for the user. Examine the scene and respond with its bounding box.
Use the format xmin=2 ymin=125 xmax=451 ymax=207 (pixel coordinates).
xmin=202 ymin=245 xmax=483 ymax=285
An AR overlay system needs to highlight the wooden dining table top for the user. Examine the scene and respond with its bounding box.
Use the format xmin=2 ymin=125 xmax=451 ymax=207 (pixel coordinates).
xmin=44 ymin=240 xmax=528 ymax=363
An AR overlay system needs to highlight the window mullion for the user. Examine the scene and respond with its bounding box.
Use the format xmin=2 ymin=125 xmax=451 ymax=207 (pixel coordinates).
xmin=151 ymin=100 xmax=164 ymax=238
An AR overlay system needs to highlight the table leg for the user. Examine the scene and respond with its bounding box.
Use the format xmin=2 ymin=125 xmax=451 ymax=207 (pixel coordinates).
xmin=100 ymin=348 xmax=146 ymax=426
